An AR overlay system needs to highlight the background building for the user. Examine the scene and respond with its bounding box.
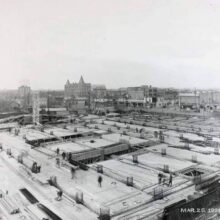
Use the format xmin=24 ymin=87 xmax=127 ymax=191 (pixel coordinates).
xmin=127 ymin=87 xmax=145 ymax=100
xmin=142 ymin=85 xmax=158 ymax=104
xmin=92 ymin=85 xmax=107 ymax=99
xmin=18 ymin=85 xmax=32 ymax=110
xmin=64 ymin=76 xmax=91 ymax=114
xmin=200 ymin=91 xmax=220 ymax=108
xmin=38 ymin=90 xmax=64 ymax=108
xmin=157 ymin=88 xmax=179 ymax=107
xmin=179 ymin=92 xmax=200 ymax=109
xmin=64 ymin=76 xmax=91 ymax=98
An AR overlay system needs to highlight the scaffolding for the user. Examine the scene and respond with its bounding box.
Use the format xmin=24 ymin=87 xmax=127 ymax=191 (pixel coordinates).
xmin=32 ymin=92 xmax=40 ymax=124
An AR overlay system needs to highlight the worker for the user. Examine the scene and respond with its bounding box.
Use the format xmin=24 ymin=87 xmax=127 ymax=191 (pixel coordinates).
xmin=62 ymin=152 xmax=66 ymax=160
xmin=56 ymin=158 xmax=60 ymax=168
xmin=168 ymin=173 xmax=173 ymax=187
xmin=57 ymin=190 xmax=63 ymax=201
xmin=37 ymin=165 xmax=41 ymax=173
xmin=162 ymin=175 xmax=166 ymax=185
xmin=158 ymin=173 xmax=162 ymax=184
xmin=71 ymin=167 xmax=75 ymax=179
xmin=98 ymin=175 xmax=103 ymax=187
xmin=32 ymin=162 xmax=37 ymax=173
xmin=56 ymin=148 xmax=60 ymax=155
xmin=68 ymin=153 xmax=72 ymax=162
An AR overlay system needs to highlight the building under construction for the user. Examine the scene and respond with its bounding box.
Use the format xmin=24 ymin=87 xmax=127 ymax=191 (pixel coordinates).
xmin=0 ymin=110 xmax=220 ymax=219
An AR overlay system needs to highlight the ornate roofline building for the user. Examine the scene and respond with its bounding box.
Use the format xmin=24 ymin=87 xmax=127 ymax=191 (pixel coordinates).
xmin=64 ymin=76 xmax=91 ymax=99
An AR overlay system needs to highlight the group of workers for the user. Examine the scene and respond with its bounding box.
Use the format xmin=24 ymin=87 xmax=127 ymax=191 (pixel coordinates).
xmin=158 ymin=173 xmax=173 ymax=187
xmin=56 ymin=148 xmax=72 ymax=161
xmin=56 ymin=148 xmax=104 ymax=190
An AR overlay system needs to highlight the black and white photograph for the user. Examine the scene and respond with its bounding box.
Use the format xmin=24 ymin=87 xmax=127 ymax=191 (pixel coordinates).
xmin=1 ymin=0 xmax=220 ymax=219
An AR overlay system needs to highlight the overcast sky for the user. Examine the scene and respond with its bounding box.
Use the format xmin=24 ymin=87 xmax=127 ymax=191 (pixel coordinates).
xmin=1 ymin=0 xmax=220 ymax=89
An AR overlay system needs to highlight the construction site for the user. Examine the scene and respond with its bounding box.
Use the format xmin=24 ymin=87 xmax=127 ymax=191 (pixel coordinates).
xmin=0 ymin=94 xmax=220 ymax=220
xmin=3 ymin=0 xmax=220 ymax=218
